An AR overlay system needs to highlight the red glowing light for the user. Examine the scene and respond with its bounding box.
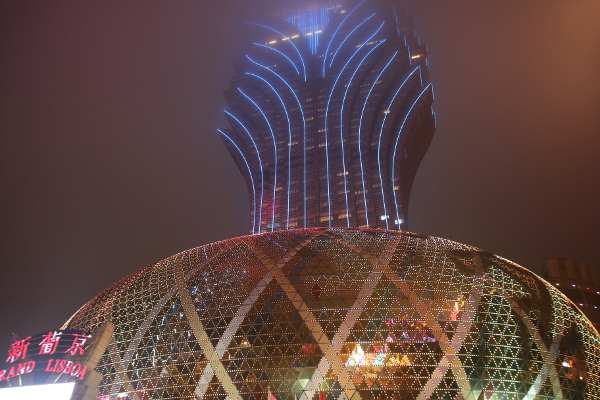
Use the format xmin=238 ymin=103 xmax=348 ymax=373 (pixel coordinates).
xmin=38 ymin=331 xmax=62 ymax=355
xmin=64 ymin=334 xmax=91 ymax=356
xmin=6 ymin=337 xmax=31 ymax=363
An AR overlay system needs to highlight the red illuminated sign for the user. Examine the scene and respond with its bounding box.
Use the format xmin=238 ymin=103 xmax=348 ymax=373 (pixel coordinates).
xmin=38 ymin=331 xmax=61 ymax=355
xmin=5 ymin=337 xmax=31 ymax=363
xmin=0 ymin=330 xmax=92 ymax=384
xmin=64 ymin=334 xmax=89 ymax=356
xmin=0 ymin=361 xmax=35 ymax=381
xmin=44 ymin=359 xmax=87 ymax=379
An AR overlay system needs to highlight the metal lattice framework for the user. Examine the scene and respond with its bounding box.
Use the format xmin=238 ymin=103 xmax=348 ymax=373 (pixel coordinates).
xmin=64 ymin=229 xmax=600 ymax=400
xmin=220 ymin=1 xmax=435 ymax=233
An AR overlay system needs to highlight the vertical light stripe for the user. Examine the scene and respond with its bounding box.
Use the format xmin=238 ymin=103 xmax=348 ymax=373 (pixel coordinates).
xmin=357 ymin=51 xmax=397 ymax=227
xmin=246 ymin=56 xmax=308 ymax=228
xmin=376 ymin=67 xmax=419 ymax=229
xmin=218 ymin=129 xmax=257 ymax=234
xmin=391 ymin=83 xmax=431 ymax=228
xmin=392 ymin=6 xmax=400 ymax=37
xmin=339 ymin=40 xmax=386 ymax=227
xmin=237 ymin=88 xmax=278 ymax=231
xmin=246 ymin=73 xmax=293 ymax=229
xmin=224 ymin=110 xmax=265 ymax=233
xmin=324 ymin=22 xmax=385 ymax=227
xmin=322 ymin=0 xmax=366 ymax=78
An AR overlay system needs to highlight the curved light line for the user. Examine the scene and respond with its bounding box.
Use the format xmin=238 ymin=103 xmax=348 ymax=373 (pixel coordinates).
xmin=247 ymin=23 xmax=306 ymax=81
xmin=324 ymin=21 xmax=385 ymax=228
xmin=217 ymin=129 xmax=257 ymax=234
xmin=322 ymin=0 xmax=366 ymax=78
xmin=357 ymin=51 xmax=398 ymax=228
xmin=246 ymin=56 xmax=308 ymax=228
xmin=339 ymin=39 xmax=386 ymax=227
xmin=391 ymin=83 xmax=432 ymax=229
xmin=329 ymin=13 xmax=377 ymax=68
xmin=377 ymin=67 xmax=420 ymax=229
xmin=237 ymin=88 xmax=278 ymax=231
xmin=252 ymin=43 xmax=300 ymax=75
xmin=246 ymin=72 xmax=293 ymax=229
xmin=224 ymin=110 xmax=264 ymax=233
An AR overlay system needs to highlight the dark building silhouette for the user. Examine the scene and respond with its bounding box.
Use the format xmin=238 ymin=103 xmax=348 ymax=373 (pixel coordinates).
xmin=219 ymin=0 xmax=435 ymax=233
xmin=543 ymin=257 xmax=600 ymax=330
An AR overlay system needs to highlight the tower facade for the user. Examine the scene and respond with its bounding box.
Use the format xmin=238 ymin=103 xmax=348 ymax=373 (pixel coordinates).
xmin=220 ymin=0 xmax=435 ymax=233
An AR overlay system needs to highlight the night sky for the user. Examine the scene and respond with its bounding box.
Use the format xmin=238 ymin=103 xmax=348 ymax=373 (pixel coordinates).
xmin=1 ymin=0 xmax=599 ymax=347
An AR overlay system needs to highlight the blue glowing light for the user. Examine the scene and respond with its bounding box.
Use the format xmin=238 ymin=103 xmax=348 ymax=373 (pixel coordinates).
xmin=285 ymin=4 xmax=341 ymax=55
xmin=329 ymin=13 xmax=377 ymax=68
xmin=224 ymin=110 xmax=265 ymax=233
xmin=247 ymin=23 xmax=307 ymax=81
xmin=391 ymin=83 xmax=433 ymax=228
xmin=377 ymin=67 xmax=419 ymax=229
xmin=217 ymin=129 xmax=257 ymax=234
xmin=246 ymin=56 xmax=307 ymax=227
xmin=222 ymin=4 xmax=434 ymax=233
xmin=392 ymin=6 xmax=400 ymax=37
xmin=339 ymin=39 xmax=386 ymax=227
xmin=246 ymin=72 xmax=293 ymax=229
xmin=324 ymin=20 xmax=385 ymax=227
xmin=252 ymin=43 xmax=300 ymax=75
xmin=357 ymin=51 xmax=398 ymax=228
xmin=322 ymin=0 xmax=366 ymax=78
xmin=237 ymin=88 xmax=278 ymax=231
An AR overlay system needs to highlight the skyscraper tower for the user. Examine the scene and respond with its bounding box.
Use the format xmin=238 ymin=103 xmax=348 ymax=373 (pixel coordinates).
xmin=220 ymin=0 xmax=435 ymax=233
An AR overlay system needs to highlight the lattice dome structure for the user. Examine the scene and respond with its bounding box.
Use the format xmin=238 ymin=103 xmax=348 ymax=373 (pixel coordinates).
xmin=64 ymin=229 xmax=600 ymax=400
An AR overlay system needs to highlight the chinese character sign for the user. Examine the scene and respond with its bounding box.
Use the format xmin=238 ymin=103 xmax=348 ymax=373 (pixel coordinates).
xmin=38 ymin=331 xmax=62 ymax=355
xmin=4 ymin=330 xmax=92 ymax=365
xmin=1 ymin=329 xmax=95 ymax=385
xmin=6 ymin=337 xmax=31 ymax=363
xmin=64 ymin=334 xmax=91 ymax=356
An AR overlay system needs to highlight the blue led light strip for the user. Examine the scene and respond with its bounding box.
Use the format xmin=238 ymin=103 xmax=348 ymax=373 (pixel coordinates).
xmin=377 ymin=67 xmax=419 ymax=229
xmin=357 ymin=51 xmax=398 ymax=228
xmin=217 ymin=129 xmax=257 ymax=234
xmin=237 ymin=88 xmax=278 ymax=231
xmin=246 ymin=72 xmax=293 ymax=229
xmin=324 ymin=21 xmax=385 ymax=227
xmin=224 ymin=110 xmax=264 ymax=233
xmin=391 ymin=83 xmax=432 ymax=229
xmin=252 ymin=43 xmax=300 ymax=76
xmin=392 ymin=6 xmax=400 ymax=37
xmin=246 ymin=56 xmax=307 ymax=228
xmin=329 ymin=13 xmax=376 ymax=68
xmin=339 ymin=39 xmax=386 ymax=227
xmin=285 ymin=4 xmax=341 ymax=55
xmin=247 ymin=23 xmax=306 ymax=81
xmin=322 ymin=0 xmax=366 ymax=78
